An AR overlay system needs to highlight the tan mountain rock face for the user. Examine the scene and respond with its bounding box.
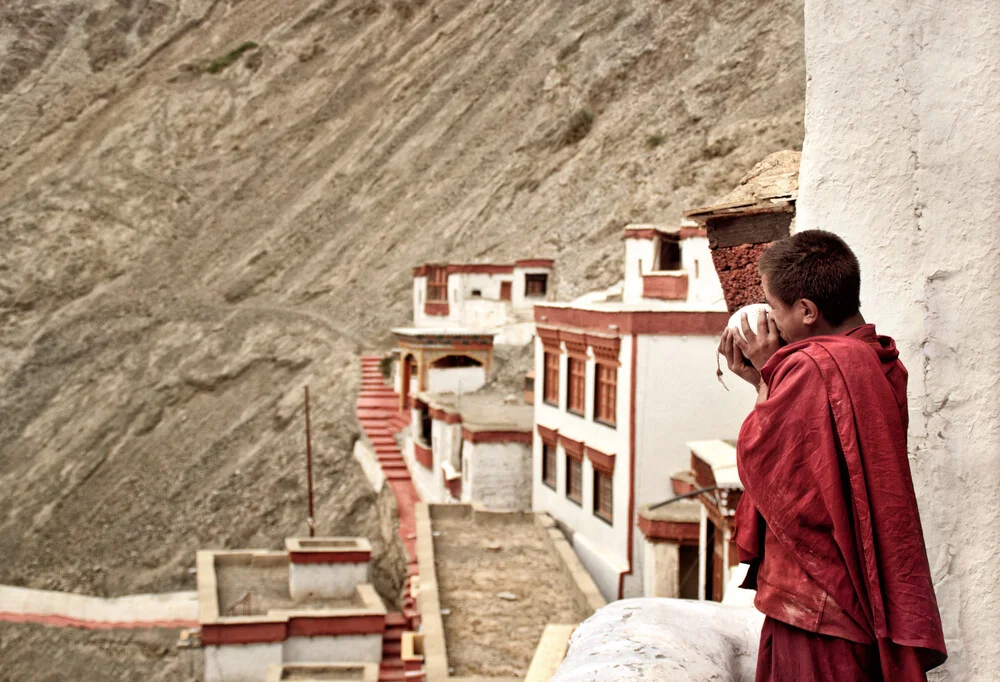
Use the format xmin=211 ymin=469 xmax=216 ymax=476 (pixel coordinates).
xmin=0 ymin=0 xmax=804 ymax=610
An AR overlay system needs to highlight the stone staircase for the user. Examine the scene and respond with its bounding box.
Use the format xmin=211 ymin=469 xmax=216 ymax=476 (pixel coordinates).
xmin=356 ymin=356 xmax=424 ymax=681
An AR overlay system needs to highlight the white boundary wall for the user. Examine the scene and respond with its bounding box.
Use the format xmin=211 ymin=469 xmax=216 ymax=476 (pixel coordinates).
xmin=799 ymin=3 xmax=1000 ymax=677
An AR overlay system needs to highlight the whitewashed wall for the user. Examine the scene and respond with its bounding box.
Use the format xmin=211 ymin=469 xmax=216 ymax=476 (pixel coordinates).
xmin=532 ymin=334 xmax=634 ymax=601
xmin=633 ymin=335 xmax=754 ymax=508
xmin=426 ymin=366 xmax=486 ymax=395
xmin=623 ymin=235 xmax=657 ymax=304
xmin=681 ymin=237 xmax=726 ymax=309
xmin=352 ymin=439 xmax=385 ymax=493
xmin=799 ymin=3 xmax=1000 ymax=678
xmin=282 ymin=635 xmax=382 ymax=663
xmin=629 ymin=335 xmax=752 ymax=597
xmin=462 ymin=440 xmax=532 ymax=511
xmin=288 ymin=562 xmax=369 ymax=600
xmin=205 ymin=643 xmax=282 ymax=682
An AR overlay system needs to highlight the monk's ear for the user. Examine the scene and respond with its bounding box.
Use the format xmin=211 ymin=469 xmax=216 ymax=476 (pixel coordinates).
xmin=799 ymin=299 xmax=820 ymax=325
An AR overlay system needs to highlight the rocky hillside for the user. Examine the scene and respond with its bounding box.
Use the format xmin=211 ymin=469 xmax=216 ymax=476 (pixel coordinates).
xmin=0 ymin=0 xmax=804 ymax=603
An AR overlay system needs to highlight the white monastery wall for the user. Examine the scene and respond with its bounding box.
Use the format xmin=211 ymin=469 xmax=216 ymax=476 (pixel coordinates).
xmin=462 ymin=440 xmax=532 ymax=511
xmin=352 ymin=439 xmax=385 ymax=493
xmin=493 ymin=321 xmax=535 ymax=346
xmin=288 ymin=563 xmax=369 ymax=600
xmin=633 ymin=335 xmax=755 ymax=508
xmin=425 ymin=366 xmax=486 ymax=395
xmin=532 ymin=334 xmax=635 ymax=601
xmin=799 ymin=3 xmax=1000 ymax=678
xmin=458 ymin=298 xmax=513 ymax=332
xmin=282 ymin=635 xmax=382 ymax=663
xmin=623 ymin=236 xmax=657 ymax=304
xmin=681 ymin=237 xmax=726 ymax=308
xmin=205 ymin=643 xmax=282 ymax=682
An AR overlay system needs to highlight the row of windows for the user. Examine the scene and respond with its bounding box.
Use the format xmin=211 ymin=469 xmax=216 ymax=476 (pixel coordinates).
xmin=541 ymin=442 xmax=613 ymax=524
xmin=424 ymin=272 xmax=549 ymax=304
xmin=543 ymin=351 xmax=617 ymax=427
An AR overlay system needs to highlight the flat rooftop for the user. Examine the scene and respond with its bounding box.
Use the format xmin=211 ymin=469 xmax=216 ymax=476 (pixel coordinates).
xmin=417 ymin=390 xmax=533 ymax=432
xmin=432 ymin=513 xmax=589 ymax=678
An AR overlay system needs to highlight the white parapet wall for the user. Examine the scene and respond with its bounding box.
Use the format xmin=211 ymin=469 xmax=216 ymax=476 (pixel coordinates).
xmin=461 ymin=439 xmax=532 ymax=512
xmin=551 ymin=599 xmax=764 ymax=682
xmin=799 ymin=3 xmax=1000 ymax=677
xmin=205 ymin=643 xmax=283 ymax=682
xmin=282 ymin=635 xmax=382 ymax=663
xmin=352 ymin=438 xmax=385 ymax=493
xmin=286 ymin=538 xmax=371 ymax=600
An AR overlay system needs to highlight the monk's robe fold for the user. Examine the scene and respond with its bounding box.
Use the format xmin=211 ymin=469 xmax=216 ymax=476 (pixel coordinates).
xmin=734 ymin=330 xmax=946 ymax=679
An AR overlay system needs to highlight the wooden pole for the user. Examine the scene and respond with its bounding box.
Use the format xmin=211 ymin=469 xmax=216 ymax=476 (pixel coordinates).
xmin=305 ymin=385 xmax=315 ymax=537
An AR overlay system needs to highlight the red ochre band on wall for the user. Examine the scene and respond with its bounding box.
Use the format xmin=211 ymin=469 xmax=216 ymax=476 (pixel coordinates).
xmin=535 ymin=307 xmax=728 ymax=336
xmin=461 ymin=428 xmax=532 ymax=444
xmin=288 ymin=551 xmax=372 ymax=565
xmin=201 ymin=614 xmax=385 ymax=645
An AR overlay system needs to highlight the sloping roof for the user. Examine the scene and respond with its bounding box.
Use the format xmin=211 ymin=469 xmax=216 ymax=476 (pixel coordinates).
xmin=683 ymin=150 xmax=800 ymax=219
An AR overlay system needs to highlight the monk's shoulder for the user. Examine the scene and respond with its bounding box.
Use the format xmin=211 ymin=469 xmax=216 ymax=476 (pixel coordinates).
xmin=763 ymin=346 xmax=823 ymax=385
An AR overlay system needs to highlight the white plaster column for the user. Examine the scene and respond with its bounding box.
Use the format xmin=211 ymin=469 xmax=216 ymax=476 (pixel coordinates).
xmin=643 ymin=540 xmax=680 ymax=598
xmin=798 ymin=3 xmax=1000 ymax=678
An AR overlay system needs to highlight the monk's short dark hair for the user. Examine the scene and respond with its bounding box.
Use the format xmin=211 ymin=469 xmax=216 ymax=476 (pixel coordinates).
xmin=758 ymin=230 xmax=861 ymax=325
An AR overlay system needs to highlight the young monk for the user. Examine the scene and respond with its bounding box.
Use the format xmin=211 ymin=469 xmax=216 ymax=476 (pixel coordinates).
xmin=718 ymin=230 xmax=946 ymax=681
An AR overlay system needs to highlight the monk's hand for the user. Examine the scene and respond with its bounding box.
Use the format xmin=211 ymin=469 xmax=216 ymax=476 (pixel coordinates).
xmin=719 ymin=328 xmax=761 ymax=386
xmin=734 ymin=308 xmax=781 ymax=372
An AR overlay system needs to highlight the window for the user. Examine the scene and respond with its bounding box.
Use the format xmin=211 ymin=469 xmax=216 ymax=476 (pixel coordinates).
xmin=525 ymin=273 xmax=548 ymax=297
xmin=658 ymin=238 xmax=682 ymax=271
xmin=543 ymin=352 xmax=560 ymax=405
xmin=594 ymin=469 xmax=613 ymax=523
xmin=594 ymin=363 xmax=617 ymax=426
xmin=426 ymin=266 xmax=447 ymax=303
xmin=566 ymin=357 xmax=585 ymax=415
xmin=566 ymin=455 xmax=582 ymax=505
xmin=500 ymin=281 xmax=512 ymax=301
xmin=542 ymin=442 xmax=557 ymax=489
xmin=420 ymin=407 xmax=432 ymax=444
xmin=431 ymin=354 xmax=482 ymax=369
xmin=471 ymin=288 xmax=482 ymax=297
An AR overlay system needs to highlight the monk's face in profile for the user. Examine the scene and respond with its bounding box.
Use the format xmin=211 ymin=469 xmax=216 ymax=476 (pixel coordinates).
xmin=761 ymin=274 xmax=819 ymax=344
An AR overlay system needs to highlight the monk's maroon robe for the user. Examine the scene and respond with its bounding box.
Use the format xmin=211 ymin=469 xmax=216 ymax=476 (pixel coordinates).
xmin=735 ymin=325 xmax=946 ymax=680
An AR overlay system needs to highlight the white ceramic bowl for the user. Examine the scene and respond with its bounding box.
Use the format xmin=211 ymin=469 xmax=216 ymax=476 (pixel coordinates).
xmin=726 ymin=303 xmax=772 ymax=342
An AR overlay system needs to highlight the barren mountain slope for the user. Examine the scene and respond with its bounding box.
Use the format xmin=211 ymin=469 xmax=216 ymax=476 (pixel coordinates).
xmin=0 ymin=0 xmax=804 ymax=602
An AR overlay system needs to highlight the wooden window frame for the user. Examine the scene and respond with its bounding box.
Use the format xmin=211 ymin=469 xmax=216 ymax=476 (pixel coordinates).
xmin=524 ymin=273 xmax=548 ymax=297
xmin=426 ymin=266 xmax=448 ymax=303
xmin=593 ymin=362 xmax=618 ymax=428
xmin=543 ymin=352 xmax=560 ymax=406
xmin=566 ymin=454 xmax=583 ymax=505
xmin=594 ymin=469 xmax=613 ymax=524
xmin=566 ymin=356 xmax=586 ymax=416
xmin=541 ymin=441 xmax=557 ymax=490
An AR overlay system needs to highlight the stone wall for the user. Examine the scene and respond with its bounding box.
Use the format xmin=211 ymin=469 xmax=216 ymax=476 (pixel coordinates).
xmin=798 ymin=3 xmax=1000 ymax=678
